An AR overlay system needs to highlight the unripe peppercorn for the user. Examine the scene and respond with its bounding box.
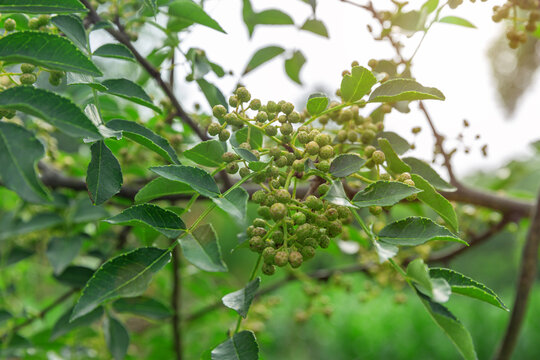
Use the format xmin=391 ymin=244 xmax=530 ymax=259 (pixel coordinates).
xmin=239 ymin=167 xmax=250 ymax=178
xmin=20 ymin=73 xmax=37 ymax=85
xmin=265 ymin=125 xmax=277 ymax=136
xmin=305 ymin=195 xmax=323 ymax=210
xmin=317 ymin=183 xmax=330 ymax=196
xmin=219 ymin=129 xmax=230 ymax=141
xmin=372 ymin=150 xmax=385 ymax=164
xmin=275 ymin=189 xmax=291 ymax=203
xmin=292 ymin=212 xmax=307 ymax=225
xmin=292 ymin=159 xmax=305 ymax=172
xmin=361 ymin=130 xmax=376 ymax=144
xmin=381 ymin=103 xmax=392 ymax=114
xmin=249 ymin=236 xmax=264 ymax=252
xmin=4 ymin=18 xmax=16 ymax=31
xmin=287 ymin=111 xmax=300 ymax=123
xmin=337 ymin=130 xmax=347 ymax=142
xmin=280 ymin=123 xmax=293 ymax=136
xmin=369 ymin=205 xmax=383 ymax=215
xmin=228 ymin=95 xmax=238 ymax=107
xmin=262 ymin=263 xmax=276 ymax=275
xmin=270 ymin=203 xmax=287 ymax=220
xmin=380 ymin=173 xmax=391 ymax=181
xmin=301 ymin=246 xmax=316 ymax=260
xmin=315 ymin=133 xmax=331 ymax=147
xmin=281 ymin=102 xmax=294 ymax=115
xmin=325 ymin=207 xmax=339 ymax=221
xmin=226 ymin=162 xmax=239 ymax=174
xmin=235 ymin=87 xmax=251 ymax=103
xmin=262 ymin=247 xmax=276 ymax=264
xmin=275 ymin=156 xmax=288 ymax=168
xmin=318 ymin=235 xmax=330 ymax=248
xmin=274 ymin=251 xmax=289 ymax=267
xmin=256 ymin=111 xmax=268 ymax=123
xmin=222 ymin=151 xmax=238 ymax=163
xmin=28 ymin=17 xmax=39 ymax=29
xmin=327 ymin=220 xmax=342 ymax=237
xmin=208 ymin=122 xmax=221 ymax=136
xmin=249 ymin=99 xmax=261 ymax=110
xmin=398 ymin=172 xmax=412 ymax=182
xmin=212 ymin=104 xmax=227 ymax=118
xmin=347 ymin=131 xmax=358 ymax=142
xmin=266 ymin=101 xmax=278 ymax=113
xmin=305 ymin=141 xmax=320 ymax=156
xmin=319 ymin=145 xmax=334 ymax=159
xmin=298 ymin=131 xmax=310 ymax=144
xmin=258 ymin=206 xmax=271 ymax=219
xmin=289 ymin=251 xmax=303 ymax=268
xmin=316 ymin=160 xmax=330 ymax=173
xmin=403 ymin=179 xmax=415 ymax=187
xmin=337 ymin=206 xmax=351 ymax=219
xmin=368 ymin=59 xmax=378 ymax=68
xmin=284 ymin=152 xmax=295 ymax=165
xmin=21 ymin=64 xmax=36 ymax=73
xmin=364 ymin=145 xmax=376 ymax=158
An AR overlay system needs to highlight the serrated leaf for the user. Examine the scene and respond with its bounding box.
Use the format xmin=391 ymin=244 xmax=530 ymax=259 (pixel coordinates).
xmin=300 ymin=18 xmax=328 ymax=37
xmin=104 ymin=315 xmax=130 ymax=360
xmin=0 ymin=86 xmax=101 ymax=138
xmin=169 ymin=0 xmax=226 ymax=33
xmin=248 ymin=161 xmax=269 ymax=172
xmin=102 ymin=79 xmax=161 ymax=113
xmin=341 ymin=66 xmax=377 ymax=103
xmin=352 ymin=181 xmax=421 ymax=207
xmin=150 ymin=165 xmax=220 ymax=198
xmin=67 ymin=73 xmax=108 ymax=91
xmin=144 ymin=0 xmax=158 ymax=15
xmin=46 ymin=235 xmax=84 ymax=275
xmin=369 ymin=78 xmax=445 ymax=102
xmin=107 ymin=119 xmax=179 ymax=164
xmin=0 ymin=122 xmax=49 ymax=203
xmin=180 ymin=224 xmax=227 ymax=272
xmin=330 ymin=154 xmax=365 ymax=177
xmin=234 ymin=127 xmax=263 ymax=150
xmin=374 ymin=131 xmax=410 ymax=155
xmin=197 ymin=78 xmax=228 ymax=110
xmin=429 ymin=268 xmax=508 ymax=310
xmin=94 ymin=43 xmax=135 ymax=62
xmin=135 ymin=177 xmax=194 ymax=204
xmin=50 ymin=306 xmax=103 ymax=340
xmin=71 ymin=247 xmax=171 ymax=321
xmin=0 ymin=31 xmax=100 ymax=76
xmin=407 ymin=259 xmax=451 ymax=303
xmin=86 ymin=141 xmax=123 ymax=205
xmin=54 ymin=265 xmax=94 ymax=288
xmin=184 ymin=140 xmax=224 ymax=167
xmin=306 ymin=93 xmax=329 ymax=116
xmin=284 ymin=50 xmax=306 ymax=85
xmin=112 ymin=296 xmax=172 ymax=319
xmin=403 ymin=157 xmax=455 ymax=191
xmin=378 ymin=217 xmax=466 ymax=246
xmin=105 ymin=204 xmax=186 ymax=238
xmin=51 ymin=15 xmax=87 ymax=49
xmin=378 ymin=138 xmax=411 ymax=174
xmin=212 ymin=187 xmax=249 ymax=225
xmin=234 ymin=147 xmax=258 ymax=162
xmin=222 ymin=278 xmax=260 ymax=318
xmin=439 ymin=16 xmax=476 ymax=29
xmin=322 ymin=180 xmax=353 ymax=207
xmin=373 ymin=240 xmax=398 ymax=263
xmin=243 ymin=46 xmax=285 ymax=75
xmin=211 ymin=330 xmax=259 ymax=360
xmin=0 ymin=0 xmax=87 ymax=14
xmin=411 ymin=174 xmax=458 ymax=232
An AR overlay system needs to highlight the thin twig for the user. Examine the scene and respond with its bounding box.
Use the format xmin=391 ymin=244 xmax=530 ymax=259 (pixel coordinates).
xmin=171 ymin=247 xmax=183 ymax=360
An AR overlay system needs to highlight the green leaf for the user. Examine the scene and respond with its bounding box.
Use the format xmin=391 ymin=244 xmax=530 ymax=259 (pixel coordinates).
xmin=67 ymin=73 xmax=108 ymax=91
xmin=71 ymin=247 xmax=171 ymax=321
xmin=50 ymin=306 xmax=103 ymax=340
xmin=411 ymin=174 xmax=458 ymax=232
xmin=340 ymin=66 xmax=377 ymax=103
xmin=374 ymin=131 xmax=410 ymax=155
xmin=0 ymin=0 xmax=87 ymax=14
xmin=300 ymin=18 xmax=328 ymax=37
xmin=234 ymin=127 xmax=263 ymax=150
xmin=0 ymin=212 xmax=62 ymax=241
xmin=54 ymin=265 xmax=94 ymax=288
xmin=234 ymin=147 xmax=258 ymax=162
xmin=51 ymin=15 xmax=87 ymax=49
xmin=0 ymin=86 xmax=101 ymax=138
xmin=407 ymin=259 xmax=451 ymax=303
xmin=112 ymin=296 xmax=173 ymax=319
xmin=330 ymin=154 xmax=365 ymax=178
xmin=255 ymin=9 xmax=294 ymax=25
xmin=429 ymin=268 xmax=508 ymax=311
xmin=403 ymin=157 xmax=456 ymax=191
xmin=144 ymin=0 xmax=158 ymax=15
xmin=211 ymin=330 xmax=259 ymax=360
xmin=0 ymin=31 xmax=100 ymax=76
xmin=105 ymin=204 xmax=186 ymax=238
xmin=71 ymin=197 xmax=109 ymax=223
xmin=212 ymin=187 xmax=249 ymax=225
xmin=94 ymin=43 xmax=135 ymax=62
xmin=284 ymin=50 xmax=306 ymax=85
xmin=104 ymin=315 xmax=130 ymax=360
xmin=0 ymin=310 xmax=12 ymax=324
xmin=306 ymin=93 xmax=329 ymax=116
xmin=422 ymin=0 xmax=439 ymax=14
xmin=243 ymin=46 xmax=285 ymax=75
xmin=180 ymin=224 xmax=228 ymax=272
xmin=392 ymin=10 xmax=426 ymax=32
xmin=168 ymin=0 xmax=226 ymax=33
xmin=248 ymin=161 xmax=270 ymax=172
xmin=378 ymin=138 xmax=411 ymax=174
xmin=369 ymin=79 xmax=445 ymax=103
xmin=184 ymin=140 xmax=225 ymax=167
xmin=135 ymin=177 xmax=194 ymax=204
xmin=0 ymin=122 xmax=49 ymax=203
xmin=352 ymin=181 xmax=421 ymax=207
xmin=378 ymin=217 xmax=466 ymax=246
xmin=46 ymin=235 xmax=84 ymax=275
xmin=150 ymin=165 xmax=220 ymax=198
xmin=222 ymin=278 xmax=261 ymax=318
xmin=373 ymin=240 xmax=398 ymax=263
xmin=417 ymin=293 xmax=477 ymax=360
xmin=439 ymin=16 xmax=476 ymax=29
xmin=2 ymin=246 xmax=33 ymax=267
xmin=322 ymin=180 xmax=353 ymax=207
xmin=86 ymin=141 xmax=123 ymax=205
xmin=102 ymin=79 xmax=161 ymax=113
xmin=197 ymin=78 xmax=228 ymax=110
xmin=107 ymin=119 xmax=179 ymax=164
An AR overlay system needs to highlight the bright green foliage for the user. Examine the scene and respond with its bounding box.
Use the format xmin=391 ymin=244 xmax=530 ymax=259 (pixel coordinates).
xmin=222 ymin=278 xmax=261 ymax=318
xmin=407 ymin=259 xmax=451 ymax=303
xmin=135 ymin=178 xmax=194 ymax=203
xmin=284 ymin=50 xmax=306 ymax=84
xmin=330 ymin=154 xmax=366 ymax=177
xmin=306 ymin=93 xmax=329 ymax=116
xmin=211 ymin=331 xmax=259 ymax=360
xmin=51 ymin=15 xmax=87 ymax=49
xmin=50 ymin=306 xmax=104 ymax=340
xmin=180 ymin=224 xmax=228 ymax=272
xmin=243 ymin=46 xmax=285 ymax=75
xmin=300 ymin=19 xmax=329 ymax=38
xmin=369 ymin=79 xmax=445 ymax=102
xmin=439 ymin=16 xmax=476 ymax=28
xmin=184 ymin=140 xmax=225 ymax=167
xmin=0 ymin=0 xmax=87 ymax=13
xmin=403 ymin=157 xmax=455 ymax=191
xmin=352 ymin=181 xmax=421 ymax=207
xmin=340 ymin=66 xmax=377 ymax=103
xmin=168 ymin=0 xmax=226 ymax=33
xmin=101 ymin=79 xmax=161 ymax=112
xmin=46 ymin=235 xmax=84 ymax=275
xmin=378 ymin=217 xmax=466 ymax=246
xmin=150 ymin=165 xmax=220 ymax=198
xmin=94 ymin=43 xmax=135 ymax=62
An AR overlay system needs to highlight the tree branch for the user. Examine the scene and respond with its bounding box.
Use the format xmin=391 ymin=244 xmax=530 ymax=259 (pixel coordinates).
xmin=171 ymin=247 xmax=183 ymax=360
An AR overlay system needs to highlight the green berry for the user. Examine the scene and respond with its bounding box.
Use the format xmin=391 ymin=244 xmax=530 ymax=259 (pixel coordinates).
xmin=4 ymin=18 xmax=16 ymax=31
xmin=270 ymin=203 xmax=287 ymax=220
xmin=275 ymin=189 xmax=291 ymax=203
xmin=305 ymin=195 xmax=323 ymax=211
xmin=265 ymin=125 xmax=277 ymax=136
xmin=301 ymin=246 xmax=316 ymax=260
xmin=282 ymin=102 xmax=294 ymax=115
xmin=251 ymin=189 xmax=266 ymax=203
xmin=235 ymin=87 xmax=251 ymax=103
xmin=315 ymin=133 xmax=331 ymax=147
xmin=337 ymin=206 xmax=351 ymax=219
xmin=298 ymin=131 xmax=310 ymax=144
xmin=264 ymin=194 xmax=277 ymax=207
xmin=319 ymin=145 xmax=334 ymax=159
xmin=305 ymin=141 xmax=320 ymax=156
xmin=262 ymin=247 xmax=276 ymax=264
xmin=239 ymin=142 xmax=251 ymax=150
xmin=317 ymin=184 xmax=330 ymax=196
xmin=249 ymin=236 xmax=264 ymax=252
xmin=364 ymin=145 xmax=376 ymax=158
xmin=228 ymin=95 xmax=238 ymax=107
xmin=380 ymin=173 xmax=391 ymax=181
xmin=256 ymin=111 xmax=268 ymax=122
xmin=226 ymin=162 xmax=239 ymax=174
xmin=222 ymin=152 xmax=238 ymax=163
xmin=253 ymin=218 xmax=267 ymax=228
xmin=249 ymin=99 xmax=261 ymax=110
xmin=325 ymin=208 xmax=338 ymax=221
xmin=361 ymin=130 xmax=376 ymax=144
xmin=239 ymin=167 xmax=250 ymax=178
xmin=20 ymin=64 xmax=36 ymax=73
xmin=212 ymin=104 xmax=227 ymax=118
xmin=327 ymin=220 xmax=342 ymax=237
xmin=258 ymin=206 xmax=271 ymax=219
xmin=372 ymin=150 xmax=385 ymax=164
xmin=208 ymin=122 xmax=221 ymax=136
xmin=37 ymin=15 xmax=50 ymax=27
xmin=337 ymin=130 xmax=347 ymax=142
xmin=292 ymin=159 xmax=305 ymax=172
xmin=318 ymin=235 xmax=330 ymax=248
xmin=219 ymin=129 xmax=230 ymax=141
xmin=262 ymin=263 xmax=276 ymax=275
xmin=315 ymin=160 xmax=330 ymax=173
xmin=347 ymin=131 xmax=358 ymax=143
xmin=292 ymin=212 xmax=307 ymax=225
xmin=275 ymin=156 xmax=288 ymax=168
xmin=20 ymin=73 xmax=37 ymax=85
xmin=28 ymin=18 xmax=39 ymax=30
xmin=289 ymin=251 xmax=303 ymax=268
xmin=369 ymin=206 xmax=383 ymax=215
xmin=403 ymin=179 xmax=415 ymax=187
xmin=274 ymin=251 xmax=289 ymax=267
xmin=280 ymin=123 xmax=293 ymax=136
xmin=398 ymin=172 xmax=412 ymax=182
xmin=287 ymin=111 xmax=300 ymax=123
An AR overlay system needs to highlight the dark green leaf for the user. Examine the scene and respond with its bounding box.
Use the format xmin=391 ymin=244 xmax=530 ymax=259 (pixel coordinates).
xmin=184 ymin=140 xmax=224 ymax=167
xmin=411 ymin=174 xmax=458 ymax=232
xmin=169 ymin=0 xmax=226 ymax=33
xmin=71 ymin=247 xmax=171 ymax=321
xmin=51 ymin=15 xmax=87 ymax=49
xmin=104 ymin=315 xmax=130 ymax=360
xmin=369 ymin=78 xmax=445 ymax=102
xmin=87 ymin=141 xmax=123 ymax=205
xmin=256 ymin=9 xmax=294 ymax=25
xmin=50 ymin=306 xmax=103 ymax=340
xmin=284 ymin=50 xmax=306 ymax=85
xmin=322 ymin=180 xmax=352 ymax=207
xmin=439 ymin=16 xmax=476 ymax=29
xmin=112 ymin=297 xmax=172 ymax=319
xmin=150 ymin=165 xmax=220 ymax=198
xmin=234 ymin=127 xmax=263 ymax=150
xmin=306 ymin=93 xmax=329 ymax=116
xmin=378 ymin=217 xmax=466 ymax=246
xmin=0 ymin=86 xmax=101 ymax=138
xmin=54 ymin=265 xmax=94 ymax=288
xmin=330 ymin=154 xmax=365 ymax=178
xmin=374 ymin=131 xmax=410 ymax=155
xmin=180 ymin=224 xmax=227 ymax=272
xmin=3 ymin=246 xmax=33 ymax=267
xmin=0 ymin=310 xmax=12 ymax=324
xmin=67 ymin=73 xmax=108 ymax=91
xmin=222 ymin=278 xmax=261 ymax=318
xmin=300 ymin=18 xmax=328 ymax=37
xmin=429 ymin=268 xmax=508 ymax=311
xmin=105 ymin=204 xmax=186 ymax=238
xmin=243 ymin=46 xmax=285 ymax=75
xmin=352 ymin=181 xmax=421 ymax=207
xmin=403 ymin=157 xmax=456 ymax=191
xmin=212 ymin=330 xmax=259 ymax=360
xmin=197 ymin=78 xmax=228 ymax=110
xmin=212 ymin=187 xmax=249 ymax=225
xmin=407 ymin=259 xmax=451 ymax=303
xmin=71 ymin=197 xmax=109 ymax=223
xmin=46 ymin=235 xmax=84 ymax=275
xmin=0 ymin=0 xmax=87 ymax=14
xmin=144 ymin=0 xmax=158 ymax=15
xmin=94 ymin=43 xmax=135 ymax=62
xmin=102 ymin=79 xmax=161 ymax=113
xmin=0 ymin=31 xmax=101 ymax=76
xmin=0 ymin=212 xmax=62 ymax=241
xmin=378 ymin=138 xmax=411 ymax=174
xmin=107 ymin=119 xmax=179 ymax=164
xmin=340 ymin=66 xmax=377 ymax=103
xmin=135 ymin=177 xmax=194 ymax=204
xmin=234 ymin=147 xmax=258 ymax=162
xmin=0 ymin=122 xmax=49 ymax=203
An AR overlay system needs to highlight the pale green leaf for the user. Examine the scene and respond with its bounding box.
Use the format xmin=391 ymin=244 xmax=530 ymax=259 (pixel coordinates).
xmin=439 ymin=16 xmax=476 ymax=29
xmin=102 ymin=79 xmax=161 ymax=113
xmin=184 ymin=140 xmax=225 ymax=167
xmin=222 ymin=278 xmax=261 ymax=318
xmin=211 ymin=330 xmax=259 ymax=360
xmin=243 ymin=46 xmax=285 ymax=75
xmin=51 ymin=14 xmax=87 ymax=49
xmin=330 ymin=154 xmax=365 ymax=178
xmin=180 ymin=224 xmax=228 ymax=272
xmin=403 ymin=157 xmax=456 ymax=191
xmin=306 ymin=93 xmax=329 ymax=116
xmin=135 ymin=177 xmax=194 ymax=204
xmin=284 ymin=50 xmax=306 ymax=85
xmin=378 ymin=217 xmax=466 ymax=246
xmin=340 ymin=66 xmax=376 ymax=103
xmin=300 ymin=18 xmax=328 ymax=37
xmin=352 ymin=181 xmax=421 ymax=207
xmin=369 ymin=79 xmax=445 ymax=102
xmin=169 ymin=0 xmax=226 ymax=33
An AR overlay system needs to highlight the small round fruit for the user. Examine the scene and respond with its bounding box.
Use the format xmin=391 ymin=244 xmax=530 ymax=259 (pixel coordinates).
xmin=305 ymin=141 xmax=320 ymax=156
xmin=262 ymin=263 xmax=276 ymax=275
xmin=372 ymin=150 xmax=385 ymax=164
xmin=319 ymin=145 xmax=334 ymax=159
xmin=235 ymin=87 xmax=251 ymax=103
xmin=219 ymin=129 xmax=231 ymax=141
xmin=20 ymin=73 xmax=37 ymax=85
xmin=292 ymin=212 xmax=307 ymax=225
xmin=289 ymin=251 xmax=303 ymax=268
xmin=305 ymin=195 xmax=323 ymax=211
xmin=212 ymin=104 xmax=227 ymax=118
xmin=21 ymin=63 xmax=36 ymax=73
xmin=274 ymin=251 xmax=289 ymax=267
xmin=226 ymin=162 xmax=239 ymax=174
xmin=270 ymin=203 xmax=287 ymax=220
xmin=207 ymin=122 xmax=221 ymax=136
xmin=4 ymin=18 xmax=16 ymax=31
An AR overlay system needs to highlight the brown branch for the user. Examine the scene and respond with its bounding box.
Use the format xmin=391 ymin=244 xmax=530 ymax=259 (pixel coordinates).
xmin=171 ymin=247 xmax=183 ymax=360
xmin=494 ymin=191 xmax=540 ymax=360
